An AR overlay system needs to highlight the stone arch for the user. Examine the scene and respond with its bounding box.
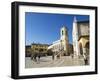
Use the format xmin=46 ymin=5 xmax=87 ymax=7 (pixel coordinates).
xmin=85 ymin=41 xmax=89 ymax=55
xmin=79 ymin=43 xmax=83 ymax=55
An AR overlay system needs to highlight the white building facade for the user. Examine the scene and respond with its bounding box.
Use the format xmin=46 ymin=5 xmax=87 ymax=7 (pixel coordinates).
xmin=48 ymin=26 xmax=69 ymax=55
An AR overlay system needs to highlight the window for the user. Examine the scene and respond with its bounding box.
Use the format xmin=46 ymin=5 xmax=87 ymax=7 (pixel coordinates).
xmin=62 ymin=30 xmax=63 ymax=35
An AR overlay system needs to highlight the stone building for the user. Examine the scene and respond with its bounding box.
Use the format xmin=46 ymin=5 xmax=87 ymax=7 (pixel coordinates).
xmin=31 ymin=43 xmax=49 ymax=56
xmin=72 ymin=17 xmax=89 ymax=58
xmin=78 ymin=21 xmax=89 ymax=57
xmin=48 ymin=26 xmax=69 ymax=56
xmin=26 ymin=43 xmax=49 ymax=57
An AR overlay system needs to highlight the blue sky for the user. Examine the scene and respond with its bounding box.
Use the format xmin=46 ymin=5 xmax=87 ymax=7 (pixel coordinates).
xmin=25 ymin=12 xmax=89 ymax=45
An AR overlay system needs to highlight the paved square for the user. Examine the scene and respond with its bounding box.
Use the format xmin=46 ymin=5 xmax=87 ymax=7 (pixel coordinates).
xmin=25 ymin=56 xmax=85 ymax=68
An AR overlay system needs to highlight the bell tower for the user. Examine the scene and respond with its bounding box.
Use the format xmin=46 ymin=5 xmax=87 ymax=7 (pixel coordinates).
xmin=72 ymin=17 xmax=80 ymax=56
xmin=60 ymin=26 xmax=69 ymax=55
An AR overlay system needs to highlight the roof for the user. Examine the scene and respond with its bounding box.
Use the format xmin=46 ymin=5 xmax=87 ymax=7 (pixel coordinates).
xmin=26 ymin=45 xmax=31 ymax=48
xmin=31 ymin=43 xmax=50 ymax=46
xmin=77 ymin=20 xmax=89 ymax=23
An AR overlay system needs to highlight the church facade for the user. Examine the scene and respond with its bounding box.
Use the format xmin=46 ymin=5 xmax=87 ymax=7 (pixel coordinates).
xmin=48 ymin=26 xmax=69 ymax=56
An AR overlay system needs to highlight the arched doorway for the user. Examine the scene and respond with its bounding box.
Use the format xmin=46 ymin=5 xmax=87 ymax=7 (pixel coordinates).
xmin=85 ymin=42 xmax=89 ymax=55
xmin=84 ymin=41 xmax=90 ymax=65
xmin=79 ymin=43 xmax=83 ymax=55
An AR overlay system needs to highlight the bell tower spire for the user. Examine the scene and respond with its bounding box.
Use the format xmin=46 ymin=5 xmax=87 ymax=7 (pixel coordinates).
xmin=73 ymin=16 xmax=77 ymax=22
xmin=72 ymin=16 xmax=79 ymax=56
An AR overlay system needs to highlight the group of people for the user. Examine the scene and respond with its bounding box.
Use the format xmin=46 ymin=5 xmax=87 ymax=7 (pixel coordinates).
xmin=31 ymin=53 xmax=41 ymax=63
xmin=30 ymin=52 xmax=89 ymax=65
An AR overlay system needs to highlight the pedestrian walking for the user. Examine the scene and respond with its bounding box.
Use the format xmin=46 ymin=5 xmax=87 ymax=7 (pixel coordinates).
xmin=38 ymin=53 xmax=41 ymax=61
xmin=52 ymin=54 xmax=55 ymax=60
xmin=36 ymin=53 xmax=41 ymax=64
xmin=34 ymin=54 xmax=37 ymax=62
xmin=71 ymin=54 xmax=74 ymax=59
xmin=83 ymin=54 xmax=88 ymax=65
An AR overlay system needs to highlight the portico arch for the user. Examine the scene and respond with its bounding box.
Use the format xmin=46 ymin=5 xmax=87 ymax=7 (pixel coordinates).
xmin=85 ymin=41 xmax=89 ymax=55
xmin=79 ymin=43 xmax=83 ymax=55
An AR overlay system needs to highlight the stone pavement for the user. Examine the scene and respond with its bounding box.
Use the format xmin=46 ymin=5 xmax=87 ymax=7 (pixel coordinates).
xmin=25 ymin=56 xmax=85 ymax=68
